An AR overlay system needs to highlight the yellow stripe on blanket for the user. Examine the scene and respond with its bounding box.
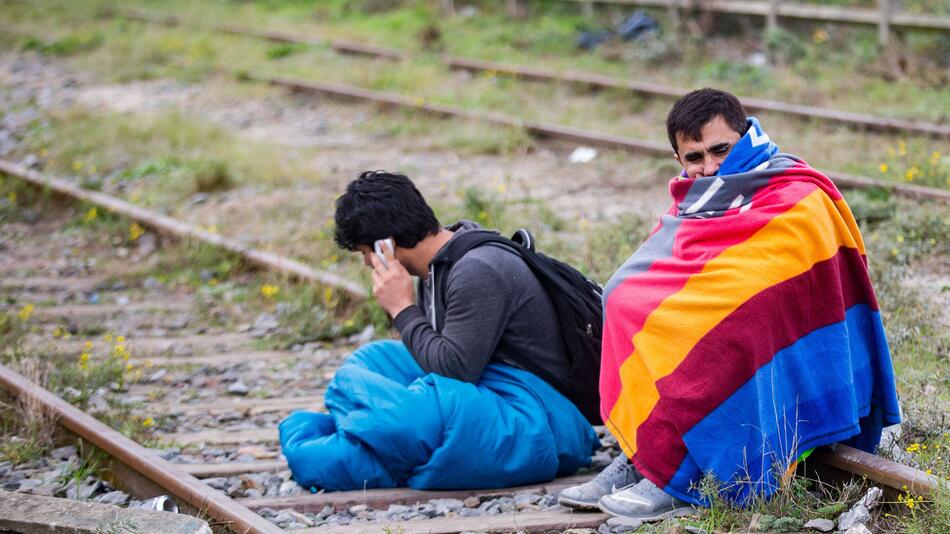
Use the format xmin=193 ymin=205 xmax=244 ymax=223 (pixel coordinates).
xmin=608 ymin=192 xmax=863 ymax=459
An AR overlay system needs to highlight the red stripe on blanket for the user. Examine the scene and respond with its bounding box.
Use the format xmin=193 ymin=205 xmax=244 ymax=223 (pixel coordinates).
xmin=632 ymin=246 xmax=876 ymax=487
xmin=600 ymin=179 xmax=820 ymax=415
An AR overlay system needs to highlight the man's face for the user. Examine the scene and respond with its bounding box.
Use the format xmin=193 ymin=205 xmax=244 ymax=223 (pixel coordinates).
xmin=356 ymin=244 xmax=382 ymax=268
xmin=674 ymin=115 xmax=742 ymax=179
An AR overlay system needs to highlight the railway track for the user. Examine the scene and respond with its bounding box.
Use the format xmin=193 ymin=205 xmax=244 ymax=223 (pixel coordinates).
xmin=96 ymin=9 xmax=950 ymax=203
xmin=112 ymin=8 xmax=950 ymax=140
xmin=247 ymin=73 xmax=950 ymax=203
xmin=0 ymin=164 xmax=940 ymax=533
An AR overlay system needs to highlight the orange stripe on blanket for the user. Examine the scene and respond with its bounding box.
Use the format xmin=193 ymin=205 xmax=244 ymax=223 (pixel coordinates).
xmin=608 ymin=191 xmax=862 ymax=459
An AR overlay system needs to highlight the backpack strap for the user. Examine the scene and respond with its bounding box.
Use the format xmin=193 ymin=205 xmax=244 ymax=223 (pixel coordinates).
xmin=434 ymin=229 xmax=565 ymax=389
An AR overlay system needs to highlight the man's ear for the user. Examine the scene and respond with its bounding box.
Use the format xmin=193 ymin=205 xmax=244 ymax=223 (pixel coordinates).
xmin=673 ymin=152 xmax=682 ymax=167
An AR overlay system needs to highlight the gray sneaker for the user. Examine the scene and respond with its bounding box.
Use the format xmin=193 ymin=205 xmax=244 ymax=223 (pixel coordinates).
xmin=558 ymin=455 xmax=641 ymax=510
xmin=597 ymin=477 xmax=697 ymax=521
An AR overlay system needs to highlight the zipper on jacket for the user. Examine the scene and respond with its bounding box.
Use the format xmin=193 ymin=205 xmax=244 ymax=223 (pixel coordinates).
xmin=428 ymin=264 xmax=437 ymax=330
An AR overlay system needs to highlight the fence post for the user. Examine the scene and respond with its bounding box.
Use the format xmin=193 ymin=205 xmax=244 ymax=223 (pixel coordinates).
xmin=506 ymin=0 xmax=526 ymax=19
xmin=878 ymin=0 xmax=892 ymax=47
xmin=767 ymin=0 xmax=780 ymax=32
xmin=582 ymin=1 xmax=594 ymax=19
xmin=668 ymin=0 xmax=680 ymax=31
xmin=440 ymin=0 xmax=454 ymax=17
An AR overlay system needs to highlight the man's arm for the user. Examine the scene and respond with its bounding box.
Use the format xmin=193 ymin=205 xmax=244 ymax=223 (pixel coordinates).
xmin=393 ymin=257 xmax=512 ymax=383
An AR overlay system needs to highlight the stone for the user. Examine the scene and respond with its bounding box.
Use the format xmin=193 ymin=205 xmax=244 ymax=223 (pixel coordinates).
xmin=94 ymin=490 xmax=130 ymax=505
xmin=606 ymin=516 xmax=643 ymax=532
xmin=685 ymin=527 xmax=710 ymax=534
xmin=838 ymin=504 xmax=871 ymax=531
xmin=278 ymin=480 xmax=299 ymax=496
xmin=227 ymin=381 xmax=249 ymax=396
xmin=142 ymin=276 xmax=163 ymax=290
xmin=348 ymin=504 xmax=368 ymax=514
xmin=430 ymin=498 xmax=464 ymax=513
xmin=137 ymin=233 xmax=157 ymax=257
xmin=253 ymin=313 xmax=279 ymax=332
xmin=388 ymin=504 xmax=411 ymax=514
xmin=0 ymin=490 xmax=212 ymax=533
xmin=856 ymin=487 xmax=883 ymax=510
xmin=463 ymin=496 xmax=481 ymax=508
xmin=65 ymin=477 xmax=100 ymax=500
xmin=844 ymin=525 xmax=872 ymax=534
xmin=49 ymin=445 xmax=77 ymax=461
xmin=804 ymin=518 xmax=835 ymax=532
xmin=204 ymin=477 xmax=229 ymax=491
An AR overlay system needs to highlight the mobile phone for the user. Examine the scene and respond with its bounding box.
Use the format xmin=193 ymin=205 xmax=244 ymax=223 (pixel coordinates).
xmin=373 ymin=238 xmax=394 ymax=268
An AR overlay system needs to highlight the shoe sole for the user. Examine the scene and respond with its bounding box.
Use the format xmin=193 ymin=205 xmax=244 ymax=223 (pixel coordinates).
xmin=598 ymin=502 xmax=698 ymax=522
xmin=557 ymin=495 xmax=603 ymax=511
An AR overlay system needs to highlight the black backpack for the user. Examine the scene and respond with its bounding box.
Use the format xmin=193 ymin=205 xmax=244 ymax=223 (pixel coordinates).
xmin=440 ymin=229 xmax=604 ymax=424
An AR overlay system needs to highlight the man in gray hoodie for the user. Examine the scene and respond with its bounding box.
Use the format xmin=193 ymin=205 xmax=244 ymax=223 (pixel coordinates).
xmin=274 ymin=170 xmax=598 ymax=491
xmin=335 ymin=170 xmax=573 ymax=387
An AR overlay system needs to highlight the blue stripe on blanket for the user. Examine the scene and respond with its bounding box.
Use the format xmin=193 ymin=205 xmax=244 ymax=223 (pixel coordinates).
xmin=664 ymin=305 xmax=900 ymax=505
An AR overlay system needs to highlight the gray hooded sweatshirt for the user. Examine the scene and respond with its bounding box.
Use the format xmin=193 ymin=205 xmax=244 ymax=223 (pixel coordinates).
xmin=393 ymin=221 xmax=569 ymax=384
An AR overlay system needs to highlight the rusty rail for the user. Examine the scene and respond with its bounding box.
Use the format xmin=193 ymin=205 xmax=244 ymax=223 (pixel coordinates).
xmin=252 ymin=73 xmax=950 ymax=203
xmin=0 ymin=363 xmax=284 ymax=534
xmin=111 ymin=8 xmax=950 ymax=139
xmin=0 ymin=159 xmax=367 ymax=298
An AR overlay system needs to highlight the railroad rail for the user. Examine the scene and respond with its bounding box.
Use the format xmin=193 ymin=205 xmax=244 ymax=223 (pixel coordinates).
xmin=247 ymin=73 xmax=950 ymax=203
xmin=110 ymin=8 xmax=950 ymax=140
xmin=0 ymin=159 xmax=366 ymax=299
xmin=0 ymin=161 xmax=941 ymax=533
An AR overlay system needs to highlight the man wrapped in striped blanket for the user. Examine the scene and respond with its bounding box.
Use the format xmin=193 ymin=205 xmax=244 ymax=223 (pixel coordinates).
xmin=558 ymin=88 xmax=901 ymax=521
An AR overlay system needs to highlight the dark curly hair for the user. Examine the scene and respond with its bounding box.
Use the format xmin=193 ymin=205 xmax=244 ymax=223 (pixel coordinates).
xmin=334 ymin=171 xmax=441 ymax=251
xmin=666 ymin=88 xmax=748 ymax=154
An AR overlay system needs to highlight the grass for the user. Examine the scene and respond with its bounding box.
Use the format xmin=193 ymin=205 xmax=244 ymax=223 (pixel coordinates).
xmin=1 ymin=1 xmax=948 ymax=189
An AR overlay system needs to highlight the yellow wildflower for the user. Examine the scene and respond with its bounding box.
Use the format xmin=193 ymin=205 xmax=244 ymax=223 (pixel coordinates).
xmin=890 ymin=248 xmax=899 ymax=257
xmin=907 ymin=443 xmax=921 ymax=453
xmin=53 ymin=327 xmax=64 ymax=338
xmin=84 ymin=341 xmax=93 ymax=350
xmin=72 ymin=160 xmax=83 ymax=171
xmin=17 ymin=304 xmax=34 ymax=321
xmin=126 ymin=363 xmax=133 ymax=371
xmin=812 ymin=29 xmax=828 ymax=43
xmin=83 ymin=207 xmax=98 ymax=223
xmin=116 ymin=336 xmax=125 ymax=343
xmin=896 ymin=235 xmax=904 ymax=243
xmin=208 ymin=278 xmax=218 ymax=286
xmin=323 ymin=286 xmax=334 ymax=308
xmin=103 ymin=333 xmax=113 ymax=342
xmin=129 ymin=223 xmax=145 ymax=241
xmin=344 ymin=319 xmax=355 ymax=328
xmin=79 ymin=352 xmax=90 ymax=364
xmin=142 ymin=417 xmax=155 ymax=427
xmin=878 ymin=163 xmax=888 ymax=173
xmin=260 ymin=284 xmax=280 ymax=299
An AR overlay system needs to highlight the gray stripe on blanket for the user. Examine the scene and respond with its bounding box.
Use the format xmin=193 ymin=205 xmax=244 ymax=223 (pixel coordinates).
xmin=602 ymin=215 xmax=682 ymax=307
xmin=677 ymin=154 xmax=802 ymax=217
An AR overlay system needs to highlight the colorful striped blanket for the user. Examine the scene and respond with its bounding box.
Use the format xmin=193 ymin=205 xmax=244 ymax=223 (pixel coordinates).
xmin=601 ymin=124 xmax=900 ymax=505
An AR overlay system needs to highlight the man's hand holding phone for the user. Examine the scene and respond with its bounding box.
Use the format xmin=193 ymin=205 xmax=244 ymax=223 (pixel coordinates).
xmin=370 ymin=238 xmax=414 ymax=318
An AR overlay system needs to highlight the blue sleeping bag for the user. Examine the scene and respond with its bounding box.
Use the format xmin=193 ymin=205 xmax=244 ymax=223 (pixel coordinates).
xmin=279 ymin=340 xmax=599 ymax=490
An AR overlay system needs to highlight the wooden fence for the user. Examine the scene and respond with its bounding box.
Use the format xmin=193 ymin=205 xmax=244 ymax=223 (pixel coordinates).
xmin=442 ymin=1 xmax=950 ymax=47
